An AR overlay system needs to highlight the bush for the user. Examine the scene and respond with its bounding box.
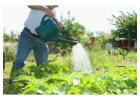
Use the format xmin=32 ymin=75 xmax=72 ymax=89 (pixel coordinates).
xmin=110 ymin=11 xmax=137 ymax=40
xmin=3 ymin=47 xmax=16 ymax=62
xmin=49 ymin=13 xmax=86 ymax=55
xmin=95 ymin=32 xmax=113 ymax=49
xmin=3 ymin=33 xmax=18 ymax=42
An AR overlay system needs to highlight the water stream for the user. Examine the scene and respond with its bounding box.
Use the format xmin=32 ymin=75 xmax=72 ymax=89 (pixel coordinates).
xmin=72 ymin=43 xmax=92 ymax=73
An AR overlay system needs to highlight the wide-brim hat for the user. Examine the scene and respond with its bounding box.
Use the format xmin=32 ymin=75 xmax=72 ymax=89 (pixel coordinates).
xmin=46 ymin=5 xmax=58 ymax=8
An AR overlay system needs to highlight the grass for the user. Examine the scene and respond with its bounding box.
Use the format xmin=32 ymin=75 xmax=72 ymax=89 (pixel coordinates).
xmin=88 ymin=49 xmax=136 ymax=69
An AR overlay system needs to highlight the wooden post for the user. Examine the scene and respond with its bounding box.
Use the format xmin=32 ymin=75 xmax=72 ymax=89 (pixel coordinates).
xmin=3 ymin=47 xmax=8 ymax=70
xmin=3 ymin=51 xmax=5 ymax=70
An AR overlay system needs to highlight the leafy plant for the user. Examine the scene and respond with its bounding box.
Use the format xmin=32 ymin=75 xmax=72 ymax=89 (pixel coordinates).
xmin=110 ymin=11 xmax=137 ymax=40
xmin=114 ymin=48 xmax=128 ymax=60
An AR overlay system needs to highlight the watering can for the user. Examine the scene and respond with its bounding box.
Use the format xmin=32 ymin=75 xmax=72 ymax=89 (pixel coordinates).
xmin=36 ymin=15 xmax=78 ymax=45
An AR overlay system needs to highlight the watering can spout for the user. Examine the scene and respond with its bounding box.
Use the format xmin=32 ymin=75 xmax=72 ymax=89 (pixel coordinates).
xmin=51 ymin=35 xmax=78 ymax=45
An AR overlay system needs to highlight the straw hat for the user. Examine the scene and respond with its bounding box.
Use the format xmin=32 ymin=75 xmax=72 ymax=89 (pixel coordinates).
xmin=46 ymin=5 xmax=58 ymax=8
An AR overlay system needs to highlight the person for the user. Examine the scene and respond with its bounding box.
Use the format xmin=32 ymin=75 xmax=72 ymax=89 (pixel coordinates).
xmin=9 ymin=5 xmax=63 ymax=79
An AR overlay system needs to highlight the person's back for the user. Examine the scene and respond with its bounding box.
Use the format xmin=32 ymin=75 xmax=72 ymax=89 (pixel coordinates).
xmin=25 ymin=9 xmax=46 ymax=35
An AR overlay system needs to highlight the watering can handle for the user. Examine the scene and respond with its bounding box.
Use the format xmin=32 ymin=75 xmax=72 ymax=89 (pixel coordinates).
xmin=41 ymin=15 xmax=58 ymax=24
xmin=41 ymin=15 xmax=49 ymax=24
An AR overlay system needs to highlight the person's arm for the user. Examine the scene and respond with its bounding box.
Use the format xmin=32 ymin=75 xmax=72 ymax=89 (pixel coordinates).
xmin=28 ymin=5 xmax=54 ymax=17
xmin=51 ymin=10 xmax=63 ymax=29
xmin=56 ymin=22 xmax=63 ymax=29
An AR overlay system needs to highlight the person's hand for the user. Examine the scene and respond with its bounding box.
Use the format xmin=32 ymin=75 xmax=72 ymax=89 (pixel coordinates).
xmin=57 ymin=22 xmax=64 ymax=29
xmin=43 ymin=8 xmax=54 ymax=17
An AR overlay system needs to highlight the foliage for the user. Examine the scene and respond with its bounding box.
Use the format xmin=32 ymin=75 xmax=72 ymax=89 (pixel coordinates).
xmin=3 ymin=44 xmax=36 ymax=63
xmin=96 ymin=32 xmax=113 ymax=49
xmin=60 ymin=16 xmax=85 ymax=40
xmin=110 ymin=11 xmax=137 ymax=39
xmin=3 ymin=33 xmax=10 ymax=42
xmin=3 ymin=64 xmax=136 ymax=94
xmin=114 ymin=48 xmax=128 ymax=60
xmin=88 ymin=48 xmax=136 ymax=69
xmin=3 ymin=46 xmax=16 ymax=62
xmin=3 ymin=51 xmax=137 ymax=95
xmin=3 ymin=32 xmax=18 ymax=42
xmin=49 ymin=12 xmax=86 ymax=55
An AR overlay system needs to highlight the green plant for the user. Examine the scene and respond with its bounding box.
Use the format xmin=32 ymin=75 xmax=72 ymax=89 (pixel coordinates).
xmin=3 ymin=32 xmax=18 ymax=42
xmin=3 ymin=47 xmax=16 ymax=62
xmin=114 ymin=48 xmax=128 ymax=60
xmin=110 ymin=11 xmax=137 ymax=40
xmin=3 ymin=62 xmax=137 ymax=95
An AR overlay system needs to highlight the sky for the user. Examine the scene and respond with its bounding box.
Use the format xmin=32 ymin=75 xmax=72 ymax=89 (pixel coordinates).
xmin=3 ymin=5 xmax=136 ymax=35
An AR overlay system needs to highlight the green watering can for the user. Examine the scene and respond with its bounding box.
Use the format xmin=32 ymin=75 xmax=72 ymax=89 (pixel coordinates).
xmin=36 ymin=15 xmax=78 ymax=45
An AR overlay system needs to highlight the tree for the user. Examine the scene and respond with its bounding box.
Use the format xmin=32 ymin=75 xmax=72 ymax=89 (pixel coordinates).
xmin=49 ymin=12 xmax=86 ymax=55
xmin=96 ymin=32 xmax=113 ymax=49
xmin=110 ymin=11 xmax=137 ymax=40
xmin=60 ymin=11 xmax=85 ymax=40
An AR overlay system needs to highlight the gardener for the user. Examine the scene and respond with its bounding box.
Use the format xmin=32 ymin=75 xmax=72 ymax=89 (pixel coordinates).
xmin=10 ymin=5 xmax=63 ymax=77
